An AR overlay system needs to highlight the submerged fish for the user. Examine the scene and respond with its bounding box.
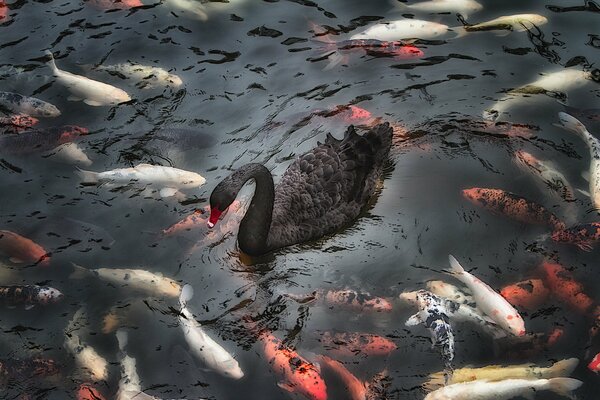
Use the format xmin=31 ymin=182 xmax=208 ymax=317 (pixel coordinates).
xmin=424 ymin=377 xmax=582 ymax=399
xmin=286 ymin=289 xmax=393 ymax=312
xmin=64 ymin=308 xmax=109 ymax=381
xmin=447 ymin=256 xmax=526 ymax=336
xmin=0 ymin=230 xmax=50 ymax=266
xmin=551 ymin=222 xmax=600 ymax=251
xmin=319 ymin=331 xmax=397 ymax=357
xmin=164 ymin=0 xmax=209 ymax=21
xmin=76 ymin=163 xmax=206 ymax=198
xmin=0 ymin=357 xmax=60 ymax=383
xmin=86 ymin=0 xmax=142 ymax=10
xmin=425 ymin=358 xmax=579 ymax=390
xmin=401 ymin=290 xmax=456 ymax=372
xmin=86 ymin=62 xmax=183 ymax=89
xmin=46 ymin=51 xmax=131 ymax=106
xmin=261 ymin=332 xmax=327 ymax=400
xmin=179 ymin=284 xmax=244 ymax=379
xmin=539 ymin=261 xmax=594 ymax=313
xmin=556 ymin=112 xmax=600 ymax=209
xmin=318 ymin=355 xmax=367 ymax=400
xmin=44 ymin=142 xmax=92 ymax=166
xmin=396 ymin=0 xmax=483 ymax=19
xmin=484 ymin=68 xmax=600 ymax=121
xmin=116 ymin=330 xmax=159 ymax=400
xmin=500 ymin=279 xmax=549 ymax=311
xmin=0 ymin=285 xmax=63 ymax=309
xmin=0 ymin=114 xmax=39 ymax=133
xmin=0 ymin=92 xmax=60 ymax=118
xmin=350 ymin=19 xmax=450 ymax=41
xmin=460 ymin=14 xmax=548 ymax=34
xmin=0 ymin=125 xmax=88 ymax=155
xmin=70 ymin=264 xmax=181 ymax=298
xmin=462 ymin=187 xmax=565 ymax=231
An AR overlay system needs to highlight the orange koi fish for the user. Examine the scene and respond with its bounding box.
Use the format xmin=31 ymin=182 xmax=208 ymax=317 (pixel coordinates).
xmin=318 ymin=355 xmax=366 ymax=400
xmin=500 ymin=279 xmax=549 ymax=311
xmin=551 ymin=222 xmax=600 ymax=251
xmin=319 ymin=331 xmax=396 ymax=357
xmin=261 ymin=333 xmax=327 ymax=400
xmin=539 ymin=261 xmax=594 ymax=313
xmin=0 ymin=230 xmax=50 ymax=266
xmin=462 ymin=188 xmax=565 ymax=230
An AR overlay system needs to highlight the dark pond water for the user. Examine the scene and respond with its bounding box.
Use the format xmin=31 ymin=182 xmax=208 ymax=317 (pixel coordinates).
xmin=1 ymin=0 xmax=600 ymax=399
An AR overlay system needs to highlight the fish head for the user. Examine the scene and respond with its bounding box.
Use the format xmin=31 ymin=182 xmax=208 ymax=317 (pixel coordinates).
xmin=590 ymin=69 xmax=600 ymax=83
xmin=167 ymin=74 xmax=183 ymax=87
xmin=41 ymin=103 xmax=61 ymax=118
xmin=219 ymin=358 xmax=245 ymax=379
xmin=37 ymin=287 xmax=64 ymax=303
xmin=398 ymin=290 xmax=418 ymax=305
xmin=461 ymin=187 xmax=487 ymax=204
xmin=365 ymin=296 xmax=393 ymax=312
xmin=506 ymin=313 xmax=526 ymax=336
xmin=531 ymin=15 xmax=549 ymax=26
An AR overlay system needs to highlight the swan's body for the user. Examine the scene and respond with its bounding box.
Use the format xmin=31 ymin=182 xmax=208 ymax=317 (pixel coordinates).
xmin=208 ymin=123 xmax=393 ymax=256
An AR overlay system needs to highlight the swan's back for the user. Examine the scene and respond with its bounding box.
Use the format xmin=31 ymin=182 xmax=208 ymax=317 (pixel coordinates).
xmin=268 ymin=123 xmax=392 ymax=250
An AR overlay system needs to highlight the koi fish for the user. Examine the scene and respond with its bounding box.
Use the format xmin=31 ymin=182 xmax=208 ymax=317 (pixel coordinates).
xmin=350 ymin=19 xmax=450 ymax=41
xmin=396 ymin=0 xmax=483 ymax=19
xmin=462 ymin=187 xmax=565 ymax=231
xmin=551 ymin=222 xmax=600 ymax=251
xmin=77 ymin=384 xmax=106 ymax=400
xmin=286 ymin=289 xmax=392 ymax=312
xmin=65 ymin=308 xmax=109 ymax=381
xmin=424 ymin=378 xmax=582 ymax=400
xmin=76 ymin=163 xmax=206 ymax=198
xmin=447 ymin=256 xmax=526 ymax=336
xmin=85 ymin=0 xmax=142 ymax=10
xmin=484 ymin=68 xmax=600 ymax=121
xmin=556 ymin=112 xmax=600 ymax=209
xmin=44 ymin=142 xmax=92 ymax=166
xmin=84 ymin=62 xmax=183 ymax=89
xmin=0 ymin=114 xmax=39 ymax=133
xmin=425 ymin=358 xmax=579 ymax=391
xmin=588 ymin=352 xmax=600 ymax=373
xmin=179 ymin=284 xmax=244 ymax=379
xmin=458 ymin=14 xmax=548 ymax=35
xmin=0 ymin=357 xmax=60 ymax=383
xmin=0 ymin=230 xmax=50 ymax=266
xmin=318 ymin=331 xmax=396 ymax=357
xmin=261 ymin=332 xmax=327 ymax=400
xmin=402 ymin=290 xmax=456 ymax=372
xmin=500 ymin=279 xmax=549 ymax=311
xmin=0 ymin=125 xmax=88 ymax=155
xmin=0 ymin=285 xmax=63 ymax=309
xmin=426 ymin=280 xmax=473 ymax=305
xmin=317 ymin=355 xmax=366 ymax=400
xmin=0 ymin=92 xmax=60 ymax=118
xmin=45 ymin=51 xmax=131 ymax=106
xmin=116 ymin=330 xmax=159 ymax=400
xmin=539 ymin=261 xmax=594 ymax=313
xmin=70 ymin=264 xmax=181 ymax=298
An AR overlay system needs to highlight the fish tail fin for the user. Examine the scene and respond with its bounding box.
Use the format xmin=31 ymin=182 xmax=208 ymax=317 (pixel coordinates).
xmin=44 ymin=50 xmax=59 ymax=74
xmin=550 ymin=358 xmax=580 ymax=377
xmin=323 ymin=50 xmax=346 ymax=71
xmin=447 ymin=255 xmax=465 ymax=276
xmin=179 ymin=283 xmax=194 ymax=308
xmin=450 ymin=26 xmax=469 ymax=39
xmin=69 ymin=263 xmax=91 ymax=279
xmin=557 ymin=112 xmax=589 ymax=137
xmin=116 ymin=329 xmax=128 ymax=351
xmin=422 ymin=372 xmax=445 ymax=392
xmin=483 ymin=108 xmax=499 ymax=121
xmin=75 ymin=167 xmax=99 ymax=184
xmin=547 ymin=377 xmax=583 ymax=399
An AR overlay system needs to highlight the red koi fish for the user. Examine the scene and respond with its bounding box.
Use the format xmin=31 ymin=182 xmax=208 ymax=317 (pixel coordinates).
xmin=0 ymin=230 xmax=49 ymax=266
xmin=462 ymin=188 xmax=565 ymax=231
xmin=539 ymin=261 xmax=594 ymax=313
xmin=261 ymin=333 xmax=327 ymax=400
xmin=588 ymin=352 xmax=600 ymax=373
xmin=86 ymin=0 xmax=142 ymax=10
xmin=286 ymin=289 xmax=392 ymax=313
xmin=0 ymin=114 xmax=39 ymax=133
xmin=0 ymin=0 xmax=7 ymax=21
xmin=316 ymin=39 xmax=424 ymax=69
xmin=318 ymin=355 xmax=366 ymax=400
xmin=500 ymin=279 xmax=549 ymax=311
xmin=551 ymin=222 xmax=600 ymax=251
xmin=319 ymin=331 xmax=396 ymax=357
xmin=162 ymin=209 xmax=206 ymax=236
xmin=77 ymin=383 xmax=106 ymax=400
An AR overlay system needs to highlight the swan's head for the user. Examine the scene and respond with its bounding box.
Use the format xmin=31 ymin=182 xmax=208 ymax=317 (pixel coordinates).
xmin=208 ymin=182 xmax=236 ymax=228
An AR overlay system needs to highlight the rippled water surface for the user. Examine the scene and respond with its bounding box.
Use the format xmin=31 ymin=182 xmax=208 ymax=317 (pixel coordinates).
xmin=1 ymin=0 xmax=600 ymax=399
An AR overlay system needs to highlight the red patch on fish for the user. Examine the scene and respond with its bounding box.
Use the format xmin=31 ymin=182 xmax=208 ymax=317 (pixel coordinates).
xmin=0 ymin=114 xmax=38 ymax=133
xmin=58 ymin=125 xmax=89 ymax=143
xmin=163 ymin=209 xmax=206 ymax=235
xmin=539 ymin=261 xmax=593 ymax=313
xmin=500 ymin=279 xmax=549 ymax=310
xmin=551 ymin=222 xmax=600 ymax=251
xmin=77 ymin=384 xmax=106 ymax=400
xmin=0 ymin=0 xmax=8 ymax=21
xmin=546 ymin=328 xmax=563 ymax=346
xmin=85 ymin=0 xmax=142 ymax=10
xmin=588 ymin=352 xmax=600 ymax=373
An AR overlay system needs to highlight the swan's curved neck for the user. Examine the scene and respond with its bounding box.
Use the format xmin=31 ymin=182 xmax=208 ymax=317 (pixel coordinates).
xmin=235 ymin=164 xmax=275 ymax=256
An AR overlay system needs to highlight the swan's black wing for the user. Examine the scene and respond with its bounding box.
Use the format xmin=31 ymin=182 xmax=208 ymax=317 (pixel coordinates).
xmin=268 ymin=123 xmax=392 ymax=249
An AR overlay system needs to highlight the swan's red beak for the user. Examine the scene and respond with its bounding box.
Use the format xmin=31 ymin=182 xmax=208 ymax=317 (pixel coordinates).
xmin=208 ymin=207 xmax=223 ymax=228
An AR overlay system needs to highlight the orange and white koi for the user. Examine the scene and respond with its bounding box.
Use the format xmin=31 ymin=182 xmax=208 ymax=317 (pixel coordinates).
xmin=0 ymin=230 xmax=50 ymax=266
xmin=462 ymin=187 xmax=565 ymax=231
xmin=551 ymin=222 xmax=600 ymax=251
xmin=318 ymin=355 xmax=366 ymax=400
xmin=319 ymin=331 xmax=396 ymax=357
xmin=261 ymin=333 xmax=327 ymax=400
xmin=500 ymin=279 xmax=549 ymax=311
xmin=447 ymin=256 xmax=526 ymax=336
xmin=539 ymin=261 xmax=594 ymax=313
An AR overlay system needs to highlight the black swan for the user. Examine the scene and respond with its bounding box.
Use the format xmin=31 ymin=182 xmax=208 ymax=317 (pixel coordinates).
xmin=208 ymin=122 xmax=393 ymax=256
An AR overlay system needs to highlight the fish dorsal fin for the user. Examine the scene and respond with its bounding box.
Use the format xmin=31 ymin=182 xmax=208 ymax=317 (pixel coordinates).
xmin=135 ymin=163 xmax=155 ymax=169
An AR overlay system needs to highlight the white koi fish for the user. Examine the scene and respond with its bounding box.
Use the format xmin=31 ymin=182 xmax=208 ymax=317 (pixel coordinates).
xmin=76 ymin=163 xmax=206 ymax=198
xmin=44 ymin=142 xmax=92 ymax=166
xmin=86 ymin=62 xmax=183 ymax=89
xmin=70 ymin=264 xmax=181 ymax=298
xmin=45 ymin=50 xmax=131 ymax=106
xmin=556 ymin=112 xmax=600 ymax=210
xmin=456 ymin=14 xmax=548 ymax=37
xmin=116 ymin=329 xmax=160 ymax=400
xmin=396 ymin=0 xmax=483 ymax=19
xmin=179 ymin=284 xmax=244 ymax=379
xmin=64 ymin=308 xmax=108 ymax=381
xmin=424 ymin=377 xmax=582 ymax=399
xmin=447 ymin=256 xmax=526 ymax=336
xmin=351 ymin=19 xmax=450 ymax=41
xmin=484 ymin=68 xmax=599 ymax=121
